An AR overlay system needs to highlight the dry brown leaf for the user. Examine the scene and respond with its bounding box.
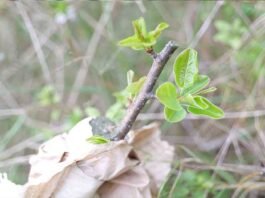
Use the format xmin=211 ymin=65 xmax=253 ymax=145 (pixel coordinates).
xmin=128 ymin=123 xmax=175 ymax=195
xmin=0 ymin=118 xmax=174 ymax=198
xmin=98 ymin=166 xmax=152 ymax=198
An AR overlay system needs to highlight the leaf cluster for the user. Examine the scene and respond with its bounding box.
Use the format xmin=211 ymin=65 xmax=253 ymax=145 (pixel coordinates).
xmin=156 ymin=48 xmax=224 ymax=122
xmin=118 ymin=17 xmax=168 ymax=50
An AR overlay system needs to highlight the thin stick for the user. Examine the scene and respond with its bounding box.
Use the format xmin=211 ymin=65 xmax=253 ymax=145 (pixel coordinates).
xmin=16 ymin=2 xmax=53 ymax=85
xmin=113 ymin=41 xmax=178 ymax=140
xmin=67 ymin=2 xmax=115 ymax=106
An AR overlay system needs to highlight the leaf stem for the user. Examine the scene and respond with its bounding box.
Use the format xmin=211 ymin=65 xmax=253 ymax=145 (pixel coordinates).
xmin=113 ymin=41 xmax=178 ymax=140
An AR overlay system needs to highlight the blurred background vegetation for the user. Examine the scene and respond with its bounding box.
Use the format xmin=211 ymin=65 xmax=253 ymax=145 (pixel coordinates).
xmin=1 ymin=0 xmax=265 ymax=197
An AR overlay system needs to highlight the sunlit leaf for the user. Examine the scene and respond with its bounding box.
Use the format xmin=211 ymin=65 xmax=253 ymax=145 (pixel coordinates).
xmin=149 ymin=22 xmax=169 ymax=39
xmin=156 ymin=82 xmax=181 ymax=110
xmin=133 ymin=17 xmax=147 ymax=40
xmin=118 ymin=35 xmax=144 ymax=50
xmin=118 ymin=17 xmax=168 ymax=51
xmin=174 ymin=48 xmax=198 ymax=89
xmin=164 ymin=106 xmax=186 ymax=123
xmin=87 ymin=135 xmax=110 ymax=144
xmin=188 ymin=97 xmax=224 ymax=119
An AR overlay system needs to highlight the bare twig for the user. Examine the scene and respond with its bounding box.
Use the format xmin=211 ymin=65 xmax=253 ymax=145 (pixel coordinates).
xmin=16 ymin=2 xmax=53 ymax=85
xmin=67 ymin=1 xmax=115 ymax=106
xmin=113 ymin=41 xmax=178 ymax=140
xmin=190 ymin=0 xmax=224 ymax=47
xmin=0 ymin=134 xmax=41 ymax=160
xmin=0 ymin=109 xmax=25 ymax=117
xmin=0 ymin=155 xmax=32 ymax=168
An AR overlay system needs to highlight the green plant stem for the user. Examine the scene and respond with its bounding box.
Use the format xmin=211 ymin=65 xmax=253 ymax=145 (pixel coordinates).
xmin=113 ymin=41 xmax=178 ymax=140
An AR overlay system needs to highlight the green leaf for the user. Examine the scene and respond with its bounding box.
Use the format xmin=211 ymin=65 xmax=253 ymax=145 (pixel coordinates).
xmin=181 ymin=75 xmax=209 ymax=95
xmin=174 ymin=48 xmax=198 ymax=89
xmin=164 ymin=107 xmax=186 ymax=123
xmin=156 ymin=82 xmax=181 ymax=110
xmin=133 ymin=17 xmax=147 ymax=41
xmin=118 ymin=18 xmax=168 ymax=51
xmin=118 ymin=35 xmax=144 ymax=50
xmin=149 ymin=22 xmax=169 ymax=39
xmin=192 ymin=96 xmax=209 ymax=109
xmin=183 ymin=95 xmax=208 ymax=109
xmin=87 ymin=135 xmax=110 ymax=144
xmin=126 ymin=76 xmax=146 ymax=98
xmin=188 ymin=97 xmax=224 ymax=119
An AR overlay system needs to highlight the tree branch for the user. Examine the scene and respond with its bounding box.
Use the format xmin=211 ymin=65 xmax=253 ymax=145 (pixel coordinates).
xmin=113 ymin=41 xmax=178 ymax=140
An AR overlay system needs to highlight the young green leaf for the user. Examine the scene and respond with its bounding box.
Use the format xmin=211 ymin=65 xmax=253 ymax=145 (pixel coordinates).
xmin=187 ymin=97 xmax=224 ymax=119
xmin=164 ymin=106 xmax=186 ymax=123
xmin=192 ymin=96 xmax=209 ymax=109
xmin=183 ymin=95 xmax=208 ymax=109
xmin=118 ymin=36 xmax=144 ymax=50
xmin=174 ymin=48 xmax=198 ymax=89
xmin=156 ymin=82 xmax=182 ymax=110
xmin=149 ymin=22 xmax=169 ymax=40
xmin=87 ymin=135 xmax=110 ymax=144
xmin=133 ymin=17 xmax=147 ymax=41
xmin=118 ymin=17 xmax=169 ymax=51
xmin=181 ymin=75 xmax=209 ymax=95
xmin=126 ymin=76 xmax=147 ymax=98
